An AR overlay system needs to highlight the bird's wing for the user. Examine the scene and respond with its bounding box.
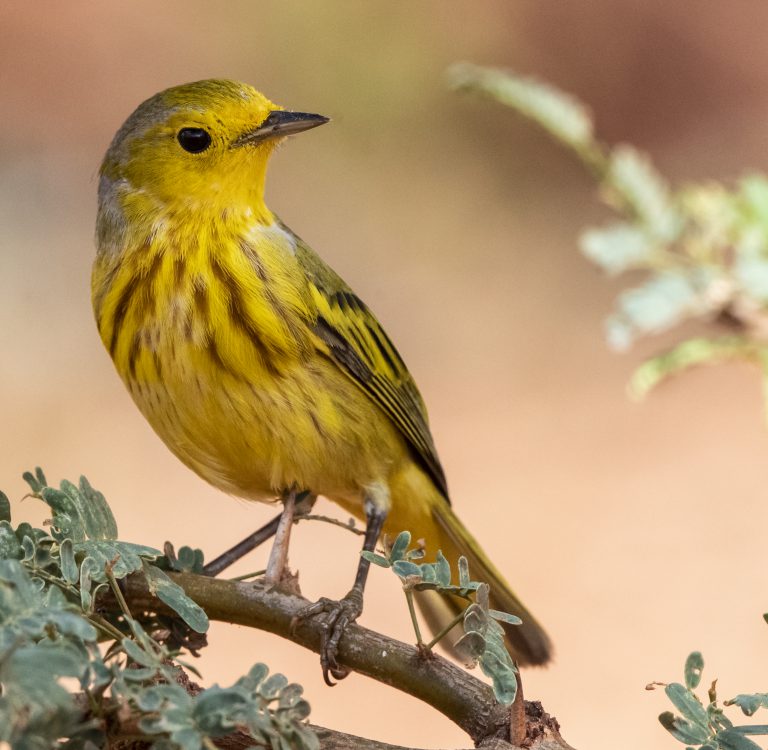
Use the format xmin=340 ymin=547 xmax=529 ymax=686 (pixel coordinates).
xmin=290 ymin=230 xmax=449 ymax=500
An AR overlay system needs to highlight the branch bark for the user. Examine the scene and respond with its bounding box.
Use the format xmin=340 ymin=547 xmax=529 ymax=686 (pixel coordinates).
xmin=116 ymin=572 xmax=574 ymax=750
xmin=209 ymin=710 xmax=572 ymax=750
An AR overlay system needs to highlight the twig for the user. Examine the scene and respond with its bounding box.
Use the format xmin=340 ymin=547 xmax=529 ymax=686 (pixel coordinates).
xmin=227 ymin=569 xmax=267 ymax=582
xmin=88 ymin=612 xmax=128 ymax=643
xmin=105 ymin=560 xmax=133 ymax=620
xmin=295 ymin=513 xmax=366 ymax=536
xmin=424 ymin=609 xmax=465 ymax=650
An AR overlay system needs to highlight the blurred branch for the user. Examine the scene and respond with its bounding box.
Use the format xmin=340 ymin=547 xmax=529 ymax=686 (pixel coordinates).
xmin=114 ymin=571 xmax=573 ymax=749
xmin=447 ymin=62 xmax=768 ymax=415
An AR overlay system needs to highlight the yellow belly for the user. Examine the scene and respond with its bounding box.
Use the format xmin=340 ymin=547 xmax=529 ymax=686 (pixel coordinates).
xmin=126 ymin=334 xmax=408 ymax=513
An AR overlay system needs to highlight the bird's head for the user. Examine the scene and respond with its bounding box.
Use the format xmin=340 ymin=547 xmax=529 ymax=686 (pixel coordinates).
xmin=99 ymin=79 xmax=328 ymax=224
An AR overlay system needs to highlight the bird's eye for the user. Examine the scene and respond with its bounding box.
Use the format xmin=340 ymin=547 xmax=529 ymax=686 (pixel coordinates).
xmin=177 ymin=128 xmax=212 ymax=153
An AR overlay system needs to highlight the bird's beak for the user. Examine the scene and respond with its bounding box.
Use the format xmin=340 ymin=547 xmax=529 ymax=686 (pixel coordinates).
xmin=233 ymin=110 xmax=330 ymax=147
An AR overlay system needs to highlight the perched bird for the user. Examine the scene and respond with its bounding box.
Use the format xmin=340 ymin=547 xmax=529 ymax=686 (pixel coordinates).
xmin=92 ymin=79 xmax=551 ymax=680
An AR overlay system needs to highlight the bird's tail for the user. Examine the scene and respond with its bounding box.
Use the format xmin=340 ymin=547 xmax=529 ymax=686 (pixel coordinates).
xmin=415 ymin=501 xmax=552 ymax=667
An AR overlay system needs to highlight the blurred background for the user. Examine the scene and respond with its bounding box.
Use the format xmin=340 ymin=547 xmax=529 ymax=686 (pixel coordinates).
xmin=4 ymin=2 xmax=768 ymax=748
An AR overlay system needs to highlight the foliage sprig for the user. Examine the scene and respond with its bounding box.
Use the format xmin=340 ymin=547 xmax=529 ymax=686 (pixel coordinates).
xmin=0 ymin=469 xmax=318 ymax=750
xmin=448 ymin=62 xmax=768 ymax=414
xmin=363 ymin=530 xmax=521 ymax=705
xmin=653 ymin=651 xmax=768 ymax=750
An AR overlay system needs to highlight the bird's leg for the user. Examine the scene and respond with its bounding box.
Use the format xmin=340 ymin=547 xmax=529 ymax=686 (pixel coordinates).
xmin=203 ymin=515 xmax=281 ymax=577
xmin=299 ymin=497 xmax=387 ymax=685
xmin=203 ymin=492 xmax=315 ymax=577
xmin=263 ymin=489 xmax=298 ymax=588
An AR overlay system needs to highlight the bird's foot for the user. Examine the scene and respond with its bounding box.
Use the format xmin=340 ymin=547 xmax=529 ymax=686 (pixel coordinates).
xmin=298 ymin=588 xmax=363 ymax=685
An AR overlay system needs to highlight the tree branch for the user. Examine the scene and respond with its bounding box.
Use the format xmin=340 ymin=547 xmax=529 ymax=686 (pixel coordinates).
xmin=108 ymin=705 xmax=571 ymax=750
xmin=118 ymin=572 xmax=574 ymax=749
xmin=210 ymin=712 xmax=572 ymax=750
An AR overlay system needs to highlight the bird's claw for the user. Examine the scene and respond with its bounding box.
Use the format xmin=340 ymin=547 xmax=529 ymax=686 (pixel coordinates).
xmin=298 ymin=588 xmax=363 ymax=685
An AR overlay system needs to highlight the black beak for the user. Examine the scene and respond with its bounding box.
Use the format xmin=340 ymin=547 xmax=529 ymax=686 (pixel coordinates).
xmin=233 ymin=110 xmax=329 ymax=147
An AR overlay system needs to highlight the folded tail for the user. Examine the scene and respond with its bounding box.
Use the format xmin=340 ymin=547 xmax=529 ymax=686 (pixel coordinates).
xmin=415 ymin=501 xmax=552 ymax=667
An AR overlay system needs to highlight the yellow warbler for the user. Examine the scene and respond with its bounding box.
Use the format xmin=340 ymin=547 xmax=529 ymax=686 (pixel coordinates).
xmin=92 ymin=79 xmax=551 ymax=677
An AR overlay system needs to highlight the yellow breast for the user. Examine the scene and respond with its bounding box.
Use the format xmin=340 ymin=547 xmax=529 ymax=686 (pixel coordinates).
xmin=92 ymin=214 xmax=405 ymax=505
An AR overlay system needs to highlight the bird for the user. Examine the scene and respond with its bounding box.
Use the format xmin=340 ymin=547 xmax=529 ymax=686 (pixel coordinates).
xmin=92 ymin=79 xmax=551 ymax=681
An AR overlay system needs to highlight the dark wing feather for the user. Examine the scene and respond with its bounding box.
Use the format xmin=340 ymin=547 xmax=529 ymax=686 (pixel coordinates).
xmin=290 ymin=229 xmax=449 ymax=500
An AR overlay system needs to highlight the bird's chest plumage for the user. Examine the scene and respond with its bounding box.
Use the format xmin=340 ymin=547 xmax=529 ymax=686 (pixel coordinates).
xmin=95 ymin=216 xmax=401 ymax=503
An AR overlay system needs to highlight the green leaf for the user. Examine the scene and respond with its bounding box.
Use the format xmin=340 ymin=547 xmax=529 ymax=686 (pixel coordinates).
xmin=716 ymin=729 xmax=763 ymax=750
xmin=580 ymin=223 xmax=654 ymax=275
xmin=20 ymin=534 xmax=36 ymax=562
xmin=612 ymin=272 xmax=701 ymax=351
xmin=489 ymin=609 xmax=523 ymax=626
xmin=454 ymin=631 xmax=485 ymax=663
xmin=360 ymin=551 xmax=390 ymax=568
xmin=260 ymin=673 xmax=289 ymax=700
xmin=684 ymin=652 xmax=704 ymax=689
xmin=22 ymin=467 xmax=47 ymax=494
xmin=665 ymin=683 xmax=709 ymax=727
xmin=48 ymin=609 xmax=98 ymax=642
xmin=74 ymin=476 xmax=119 ymax=540
xmin=709 ymin=706 xmax=734 ymax=733
xmin=463 ymin=602 xmax=487 ymax=634
xmin=59 ymin=539 xmax=78 ymax=584
xmin=392 ymin=560 xmax=422 ymax=579
xmin=41 ymin=477 xmax=120 ymax=544
xmin=122 ymin=637 xmax=161 ymax=669
xmin=405 ymin=546 xmax=425 ymax=561
xmin=389 ymin=531 xmax=411 ymax=562
xmin=288 ymin=698 xmax=312 ymax=723
xmin=74 ymin=540 xmax=160 ymax=581
xmin=732 ymin=725 xmax=768 ymax=735
xmin=79 ymin=556 xmax=99 ymax=612
xmin=193 ymin=687 xmax=249 ymax=733
xmin=458 ymin=556 xmax=470 ymax=588
xmin=479 ymin=646 xmax=518 ymax=705
xmin=121 ymin=665 xmax=164 ymax=683
xmin=134 ymin=685 xmax=167 ymax=711
xmin=42 ymin=487 xmax=87 ymax=542
xmin=417 ymin=564 xmax=437 ymax=584
xmin=235 ymin=662 xmax=270 ymax=690
xmin=727 ymin=694 xmax=768 ymax=717
xmin=144 ymin=563 xmax=209 ymax=633
xmin=476 ymin=582 xmax=490 ymax=612
xmin=3 ymin=642 xmax=88 ymax=711
xmin=0 ymin=521 xmax=22 ymax=559
xmin=434 ymin=551 xmax=451 ymax=587
xmin=607 ymin=145 xmax=680 ymax=240
xmin=173 ymin=545 xmax=205 ymax=573
xmin=0 ymin=557 xmax=39 ymax=605
xmin=278 ymin=683 xmax=305 ymax=709
xmin=658 ymin=712 xmax=711 ymax=745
